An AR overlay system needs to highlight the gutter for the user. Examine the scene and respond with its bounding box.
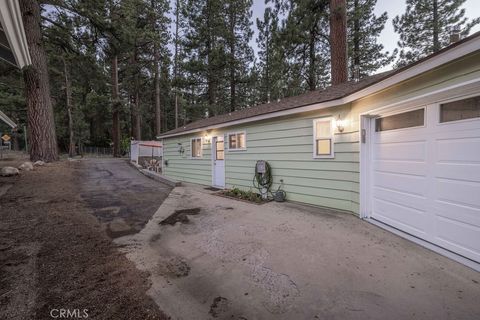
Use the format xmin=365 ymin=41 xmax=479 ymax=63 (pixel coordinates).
xmin=157 ymin=33 xmax=480 ymax=140
xmin=0 ymin=0 xmax=31 ymax=68
xmin=0 ymin=109 xmax=16 ymax=128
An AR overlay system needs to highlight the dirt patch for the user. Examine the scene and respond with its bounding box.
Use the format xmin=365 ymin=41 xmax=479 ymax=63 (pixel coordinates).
xmin=159 ymin=208 xmax=201 ymax=225
xmin=209 ymin=296 xmax=230 ymax=318
xmin=157 ymin=256 xmax=191 ymax=278
xmin=204 ymin=186 xmax=221 ymax=191
xmin=0 ymin=160 xmax=168 ymax=320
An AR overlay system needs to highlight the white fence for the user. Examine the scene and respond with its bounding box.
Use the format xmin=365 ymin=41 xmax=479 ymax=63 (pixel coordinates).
xmin=130 ymin=140 xmax=163 ymax=172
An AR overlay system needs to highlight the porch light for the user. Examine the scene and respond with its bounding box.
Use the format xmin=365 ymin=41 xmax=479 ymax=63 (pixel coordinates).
xmin=203 ymin=133 xmax=211 ymax=144
xmin=336 ymin=115 xmax=346 ymax=133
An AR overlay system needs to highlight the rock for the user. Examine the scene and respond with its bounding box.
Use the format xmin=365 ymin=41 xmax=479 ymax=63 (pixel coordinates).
xmin=33 ymin=160 xmax=45 ymax=166
xmin=18 ymin=161 xmax=34 ymax=171
xmin=1 ymin=167 xmax=20 ymax=177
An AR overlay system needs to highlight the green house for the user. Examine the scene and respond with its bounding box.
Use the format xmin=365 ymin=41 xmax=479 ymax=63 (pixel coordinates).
xmin=158 ymin=32 xmax=480 ymax=268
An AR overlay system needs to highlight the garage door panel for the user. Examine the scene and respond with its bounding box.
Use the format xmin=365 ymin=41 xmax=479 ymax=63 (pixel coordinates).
xmin=375 ymin=160 xmax=427 ymax=176
xmin=374 ymin=128 xmax=427 ymax=144
xmin=373 ymin=198 xmax=428 ymax=237
xmin=434 ymin=200 xmax=480 ymax=230
xmin=436 ymin=137 xmax=480 ymax=163
xmin=435 ymin=163 xmax=480 ymax=182
xmin=374 ymin=141 xmax=426 ymax=161
xmin=374 ymin=186 xmax=427 ymax=212
xmin=374 ymin=171 xmax=427 ymax=196
xmin=434 ymin=217 xmax=480 ymax=262
xmin=436 ymin=178 xmax=480 ymax=209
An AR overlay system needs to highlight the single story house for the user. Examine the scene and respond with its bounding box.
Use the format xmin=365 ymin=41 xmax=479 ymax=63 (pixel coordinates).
xmin=158 ymin=32 xmax=480 ymax=270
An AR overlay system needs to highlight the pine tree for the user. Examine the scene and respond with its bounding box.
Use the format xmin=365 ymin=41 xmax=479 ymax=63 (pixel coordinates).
xmin=181 ymin=0 xmax=254 ymax=118
xmin=20 ymin=0 xmax=59 ymax=162
xmin=270 ymin=0 xmax=331 ymax=93
xmin=256 ymin=7 xmax=285 ymax=103
xmin=347 ymin=0 xmax=395 ymax=79
xmin=182 ymin=0 xmax=226 ymax=117
xmin=224 ymin=0 xmax=254 ymax=112
xmin=330 ymin=0 xmax=348 ymax=85
xmin=393 ymin=0 xmax=480 ymax=67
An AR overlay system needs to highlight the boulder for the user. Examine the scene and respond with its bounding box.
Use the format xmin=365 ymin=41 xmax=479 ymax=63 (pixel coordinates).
xmin=18 ymin=161 xmax=34 ymax=171
xmin=34 ymin=160 xmax=45 ymax=166
xmin=1 ymin=167 xmax=19 ymax=177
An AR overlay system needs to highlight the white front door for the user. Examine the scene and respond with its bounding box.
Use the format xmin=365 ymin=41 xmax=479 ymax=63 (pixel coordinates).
xmin=212 ymin=136 xmax=225 ymax=188
xmin=368 ymin=96 xmax=480 ymax=264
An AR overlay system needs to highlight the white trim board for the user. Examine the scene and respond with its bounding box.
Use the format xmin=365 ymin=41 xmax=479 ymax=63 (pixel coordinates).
xmin=158 ymin=35 xmax=480 ymax=139
xmin=0 ymin=0 xmax=31 ymax=68
xmin=0 ymin=109 xmax=16 ymax=128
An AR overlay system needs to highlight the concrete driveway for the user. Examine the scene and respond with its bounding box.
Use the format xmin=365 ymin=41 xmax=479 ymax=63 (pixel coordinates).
xmin=116 ymin=183 xmax=480 ymax=320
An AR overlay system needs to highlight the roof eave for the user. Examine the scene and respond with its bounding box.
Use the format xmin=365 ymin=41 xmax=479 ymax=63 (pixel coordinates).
xmin=0 ymin=0 xmax=31 ymax=68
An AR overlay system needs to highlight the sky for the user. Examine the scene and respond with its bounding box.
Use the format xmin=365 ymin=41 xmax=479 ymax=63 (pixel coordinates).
xmin=170 ymin=0 xmax=480 ymax=71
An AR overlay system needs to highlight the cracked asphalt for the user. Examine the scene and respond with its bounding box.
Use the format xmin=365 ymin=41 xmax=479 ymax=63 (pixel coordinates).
xmin=78 ymin=158 xmax=172 ymax=238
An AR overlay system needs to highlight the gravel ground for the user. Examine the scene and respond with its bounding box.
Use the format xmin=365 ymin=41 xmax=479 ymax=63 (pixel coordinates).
xmin=0 ymin=158 xmax=171 ymax=319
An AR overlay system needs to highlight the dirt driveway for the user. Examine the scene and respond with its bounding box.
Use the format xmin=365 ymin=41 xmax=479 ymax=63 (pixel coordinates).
xmin=0 ymin=157 xmax=171 ymax=319
xmin=117 ymin=184 xmax=480 ymax=320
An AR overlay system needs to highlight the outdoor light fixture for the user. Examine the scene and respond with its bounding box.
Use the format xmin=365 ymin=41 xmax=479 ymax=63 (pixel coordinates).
xmin=336 ymin=115 xmax=345 ymax=133
xmin=177 ymin=142 xmax=184 ymax=155
xmin=203 ymin=133 xmax=211 ymax=144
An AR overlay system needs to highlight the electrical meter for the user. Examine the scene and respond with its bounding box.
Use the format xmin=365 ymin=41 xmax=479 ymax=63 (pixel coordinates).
xmin=256 ymin=160 xmax=266 ymax=174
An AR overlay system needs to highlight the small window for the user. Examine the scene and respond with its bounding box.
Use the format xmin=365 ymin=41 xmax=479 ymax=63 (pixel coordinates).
xmin=191 ymin=137 xmax=202 ymax=158
xmin=440 ymin=95 xmax=480 ymax=123
xmin=375 ymin=108 xmax=424 ymax=132
xmin=228 ymin=132 xmax=246 ymax=150
xmin=216 ymin=139 xmax=224 ymax=160
xmin=313 ymin=118 xmax=334 ymax=158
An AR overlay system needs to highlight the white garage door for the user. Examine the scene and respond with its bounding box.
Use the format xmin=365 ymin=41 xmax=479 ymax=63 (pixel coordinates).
xmin=370 ymin=95 xmax=480 ymax=263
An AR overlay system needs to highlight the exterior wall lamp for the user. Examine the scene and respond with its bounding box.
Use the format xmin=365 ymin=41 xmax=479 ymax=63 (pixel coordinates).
xmin=177 ymin=142 xmax=184 ymax=155
xmin=336 ymin=115 xmax=345 ymax=133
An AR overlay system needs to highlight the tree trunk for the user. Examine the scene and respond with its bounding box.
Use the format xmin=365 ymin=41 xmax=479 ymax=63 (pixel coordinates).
xmin=330 ymin=0 xmax=348 ymax=85
xmin=229 ymin=5 xmax=236 ymax=112
xmin=12 ymin=124 xmax=19 ymax=151
xmin=433 ymin=0 xmax=440 ymax=52
xmin=63 ymin=57 xmax=75 ymax=157
xmin=352 ymin=0 xmax=360 ymax=79
xmin=111 ymin=55 xmax=121 ymax=157
xmin=174 ymin=0 xmax=180 ymax=128
xmin=131 ymin=48 xmax=141 ymax=140
xmin=134 ymin=90 xmax=141 ymax=139
xmin=206 ymin=0 xmax=217 ymax=114
xmin=308 ymin=27 xmax=316 ymax=91
xmin=265 ymin=27 xmax=270 ymax=102
xmin=20 ymin=0 xmax=58 ymax=162
xmin=154 ymin=43 xmax=161 ymax=136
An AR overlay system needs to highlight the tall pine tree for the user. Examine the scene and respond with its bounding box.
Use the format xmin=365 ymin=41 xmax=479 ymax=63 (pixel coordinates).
xmin=256 ymin=6 xmax=286 ymax=103
xmin=393 ymin=0 xmax=479 ymax=66
xmin=347 ymin=0 xmax=395 ymax=79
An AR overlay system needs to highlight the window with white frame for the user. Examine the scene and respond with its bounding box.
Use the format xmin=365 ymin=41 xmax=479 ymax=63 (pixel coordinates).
xmin=228 ymin=132 xmax=246 ymax=150
xmin=191 ymin=137 xmax=202 ymax=158
xmin=313 ymin=118 xmax=334 ymax=158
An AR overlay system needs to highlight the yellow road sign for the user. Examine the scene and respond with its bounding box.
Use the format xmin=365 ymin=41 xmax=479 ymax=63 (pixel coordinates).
xmin=1 ymin=134 xmax=10 ymax=141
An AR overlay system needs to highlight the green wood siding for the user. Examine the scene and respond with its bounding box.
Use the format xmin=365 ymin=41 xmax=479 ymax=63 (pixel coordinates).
xmin=162 ymin=52 xmax=480 ymax=215
xmin=163 ymin=135 xmax=212 ymax=185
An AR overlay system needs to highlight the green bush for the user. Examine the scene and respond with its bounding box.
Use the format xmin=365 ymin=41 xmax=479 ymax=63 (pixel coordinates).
xmin=223 ymin=187 xmax=263 ymax=203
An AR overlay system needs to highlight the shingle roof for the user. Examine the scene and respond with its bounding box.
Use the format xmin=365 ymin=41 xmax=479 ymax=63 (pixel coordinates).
xmin=162 ymin=72 xmax=393 ymax=136
xmin=159 ymin=31 xmax=480 ymax=137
